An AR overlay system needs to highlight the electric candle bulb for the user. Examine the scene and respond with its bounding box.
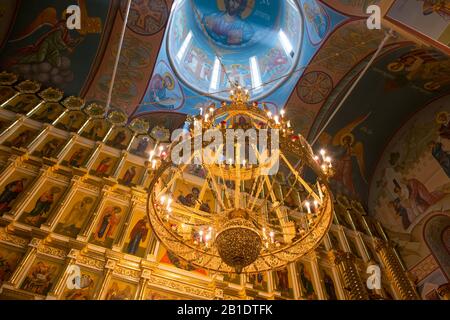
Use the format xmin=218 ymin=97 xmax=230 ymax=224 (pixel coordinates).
xmin=313 ymin=200 xmax=319 ymax=211
xmin=267 ymin=111 xmax=272 ymax=118
xmin=160 ymin=195 xmax=166 ymax=205
xmin=280 ymin=109 xmax=285 ymax=117
xmin=325 ymin=156 xmax=331 ymax=163
xmin=152 ymin=159 xmax=157 ymax=169
xmin=305 ymin=201 xmax=311 ymax=214
xmin=320 ymin=149 xmax=325 ymax=156
xmin=274 ymin=115 xmax=280 ymax=124
xmin=269 ymin=231 xmax=274 ymax=243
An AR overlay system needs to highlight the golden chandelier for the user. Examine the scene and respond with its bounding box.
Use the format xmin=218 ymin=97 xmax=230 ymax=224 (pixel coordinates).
xmin=146 ymin=86 xmax=334 ymax=274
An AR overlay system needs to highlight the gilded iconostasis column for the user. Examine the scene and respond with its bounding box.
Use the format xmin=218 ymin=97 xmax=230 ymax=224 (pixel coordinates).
xmin=374 ymin=239 xmax=419 ymax=300
xmin=55 ymin=133 xmax=78 ymax=164
xmin=110 ymin=150 xmax=128 ymax=181
xmin=328 ymin=250 xmax=369 ymax=300
xmin=135 ymin=267 xmax=152 ymax=300
xmin=26 ymin=124 xmax=51 ymax=152
xmin=96 ymin=258 xmax=117 ymax=300
xmin=77 ymin=185 xmax=112 ymax=241
xmin=82 ymin=141 xmax=104 ymax=172
xmin=307 ymin=252 xmax=326 ymax=300
xmin=323 ymin=234 xmax=346 ymax=300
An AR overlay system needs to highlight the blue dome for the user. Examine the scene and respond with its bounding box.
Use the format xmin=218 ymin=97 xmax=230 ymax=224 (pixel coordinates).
xmin=167 ymin=0 xmax=303 ymax=101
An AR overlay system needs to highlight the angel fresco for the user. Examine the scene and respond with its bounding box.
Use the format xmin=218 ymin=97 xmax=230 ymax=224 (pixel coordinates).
xmin=321 ymin=114 xmax=369 ymax=199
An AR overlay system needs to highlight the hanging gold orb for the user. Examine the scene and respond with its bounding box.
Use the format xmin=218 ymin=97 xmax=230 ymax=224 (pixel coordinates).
xmin=215 ymin=218 xmax=262 ymax=274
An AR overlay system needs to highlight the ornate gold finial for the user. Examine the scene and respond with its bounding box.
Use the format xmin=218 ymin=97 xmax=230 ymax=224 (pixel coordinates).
xmin=229 ymin=84 xmax=250 ymax=105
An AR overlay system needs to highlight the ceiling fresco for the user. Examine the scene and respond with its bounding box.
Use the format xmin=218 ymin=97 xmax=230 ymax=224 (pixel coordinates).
xmin=0 ymin=0 xmax=113 ymax=95
xmin=132 ymin=0 xmax=347 ymax=117
xmin=368 ymin=95 xmax=450 ymax=286
xmin=83 ymin=0 xmax=173 ymax=115
xmin=0 ymin=0 xmax=448 ymax=298
xmin=313 ymin=44 xmax=450 ymax=204
xmin=284 ymin=19 xmax=401 ymax=138
xmin=386 ymin=0 xmax=450 ymax=53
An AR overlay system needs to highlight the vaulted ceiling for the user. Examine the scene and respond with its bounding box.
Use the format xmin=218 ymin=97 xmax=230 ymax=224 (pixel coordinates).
xmin=0 ymin=0 xmax=449 ymax=208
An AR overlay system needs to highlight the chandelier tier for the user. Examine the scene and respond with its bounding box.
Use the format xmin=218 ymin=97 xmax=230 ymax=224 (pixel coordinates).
xmin=146 ymin=87 xmax=334 ymax=274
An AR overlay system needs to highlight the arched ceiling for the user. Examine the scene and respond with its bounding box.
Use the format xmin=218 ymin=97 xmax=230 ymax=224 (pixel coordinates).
xmin=0 ymin=0 xmax=449 ymax=209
